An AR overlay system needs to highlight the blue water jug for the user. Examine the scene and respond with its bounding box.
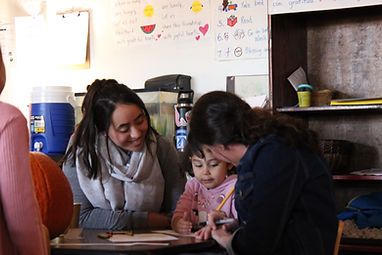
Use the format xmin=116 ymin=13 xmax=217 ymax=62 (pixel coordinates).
xmin=30 ymin=86 xmax=75 ymax=156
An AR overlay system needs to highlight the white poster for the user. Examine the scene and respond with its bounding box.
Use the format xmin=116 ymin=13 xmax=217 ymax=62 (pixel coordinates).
xmin=0 ymin=22 xmax=16 ymax=64
xmin=214 ymin=0 xmax=268 ymax=61
xmin=111 ymin=0 xmax=211 ymax=46
xmin=53 ymin=11 xmax=89 ymax=65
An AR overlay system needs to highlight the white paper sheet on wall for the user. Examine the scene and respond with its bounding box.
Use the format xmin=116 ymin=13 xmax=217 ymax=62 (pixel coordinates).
xmin=214 ymin=1 xmax=268 ymax=61
xmin=0 ymin=22 xmax=16 ymax=64
xmin=14 ymin=15 xmax=45 ymax=65
xmin=53 ymin=11 xmax=88 ymax=65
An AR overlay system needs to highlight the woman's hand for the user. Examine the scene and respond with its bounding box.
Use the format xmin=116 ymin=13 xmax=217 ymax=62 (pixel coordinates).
xmin=173 ymin=212 xmax=192 ymax=234
xmin=211 ymin=225 xmax=233 ymax=249
xmin=194 ymin=210 xmax=226 ymax=240
xmin=206 ymin=210 xmax=226 ymax=230
xmin=147 ymin=212 xmax=170 ymax=229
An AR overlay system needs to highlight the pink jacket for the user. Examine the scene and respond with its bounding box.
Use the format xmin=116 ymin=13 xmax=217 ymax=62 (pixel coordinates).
xmin=172 ymin=175 xmax=237 ymax=226
xmin=0 ymin=102 xmax=49 ymax=255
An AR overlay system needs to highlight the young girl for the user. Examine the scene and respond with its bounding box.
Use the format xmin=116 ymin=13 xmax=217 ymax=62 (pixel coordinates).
xmin=172 ymin=139 xmax=237 ymax=234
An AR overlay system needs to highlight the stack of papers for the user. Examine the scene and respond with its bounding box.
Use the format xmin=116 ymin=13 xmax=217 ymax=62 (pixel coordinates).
xmin=108 ymin=233 xmax=178 ymax=243
xmin=350 ymin=169 xmax=382 ymax=176
xmin=330 ymin=97 xmax=382 ymax=106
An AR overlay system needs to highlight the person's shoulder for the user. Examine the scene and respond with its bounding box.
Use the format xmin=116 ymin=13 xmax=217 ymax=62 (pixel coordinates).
xmin=244 ymin=135 xmax=295 ymax=165
xmin=156 ymin=134 xmax=177 ymax=156
xmin=0 ymin=102 xmax=26 ymax=125
xmin=253 ymin=135 xmax=291 ymax=152
xmin=0 ymin=101 xmax=23 ymax=115
xmin=156 ymin=134 xmax=173 ymax=148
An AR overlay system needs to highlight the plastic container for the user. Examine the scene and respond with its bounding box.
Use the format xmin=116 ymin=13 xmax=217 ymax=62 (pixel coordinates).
xmin=174 ymin=90 xmax=194 ymax=151
xmin=297 ymin=84 xmax=313 ymax=107
xmin=311 ymin=89 xmax=333 ymax=106
xmin=135 ymin=91 xmax=178 ymax=141
xmin=74 ymin=92 xmax=86 ymax=125
xmin=30 ymin=86 xmax=75 ymax=155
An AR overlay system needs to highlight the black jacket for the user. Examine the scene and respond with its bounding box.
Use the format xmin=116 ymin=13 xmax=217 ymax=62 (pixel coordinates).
xmin=230 ymin=135 xmax=338 ymax=255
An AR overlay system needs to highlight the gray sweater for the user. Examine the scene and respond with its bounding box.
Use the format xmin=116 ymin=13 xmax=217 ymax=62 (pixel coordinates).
xmin=63 ymin=135 xmax=186 ymax=230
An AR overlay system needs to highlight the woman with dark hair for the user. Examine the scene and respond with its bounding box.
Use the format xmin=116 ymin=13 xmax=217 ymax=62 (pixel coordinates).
xmin=189 ymin=91 xmax=338 ymax=255
xmin=63 ymin=79 xmax=186 ymax=230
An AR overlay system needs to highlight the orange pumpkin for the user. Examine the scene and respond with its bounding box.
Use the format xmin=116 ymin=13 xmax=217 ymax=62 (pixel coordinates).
xmin=29 ymin=152 xmax=73 ymax=239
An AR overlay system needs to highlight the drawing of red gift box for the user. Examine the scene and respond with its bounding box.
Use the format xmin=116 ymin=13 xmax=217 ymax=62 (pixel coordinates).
xmin=227 ymin=15 xmax=237 ymax=27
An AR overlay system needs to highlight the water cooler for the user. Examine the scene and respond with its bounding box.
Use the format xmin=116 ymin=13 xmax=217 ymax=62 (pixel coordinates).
xmin=30 ymin=86 xmax=75 ymax=156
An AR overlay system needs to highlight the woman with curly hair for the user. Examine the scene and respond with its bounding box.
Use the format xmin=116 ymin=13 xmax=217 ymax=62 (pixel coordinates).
xmin=189 ymin=91 xmax=338 ymax=255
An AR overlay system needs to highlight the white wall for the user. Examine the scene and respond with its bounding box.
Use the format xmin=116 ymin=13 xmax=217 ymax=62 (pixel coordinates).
xmin=0 ymin=0 xmax=269 ymax=117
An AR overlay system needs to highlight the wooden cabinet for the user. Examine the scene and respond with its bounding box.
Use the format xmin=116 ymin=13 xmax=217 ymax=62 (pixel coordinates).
xmin=269 ymin=4 xmax=382 ymax=213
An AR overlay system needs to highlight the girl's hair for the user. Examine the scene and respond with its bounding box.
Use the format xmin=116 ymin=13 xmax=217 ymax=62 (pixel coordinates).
xmin=63 ymin=79 xmax=157 ymax=179
xmin=182 ymin=133 xmax=236 ymax=176
xmin=189 ymin=91 xmax=320 ymax=153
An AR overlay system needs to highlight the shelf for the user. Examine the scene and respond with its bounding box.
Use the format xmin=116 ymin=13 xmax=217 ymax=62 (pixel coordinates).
xmin=276 ymin=105 xmax=382 ymax=114
xmin=333 ymin=175 xmax=382 ymax=181
xmin=341 ymin=238 xmax=382 ymax=254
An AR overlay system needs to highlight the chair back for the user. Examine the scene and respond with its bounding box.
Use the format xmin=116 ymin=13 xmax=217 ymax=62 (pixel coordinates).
xmin=333 ymin=220 xmax=344 ymax=255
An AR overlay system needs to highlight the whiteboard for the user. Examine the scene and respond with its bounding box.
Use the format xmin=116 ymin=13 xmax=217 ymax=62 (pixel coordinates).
xmin=102 ymin=0 xmax=269 ymax=96
xmin=1 ymin=0 xmax=270 ymax=116
xmin=23 ymin=0 xmax=269 ymax=98
xmin=269 ymin=0 xmax=382 ymax=14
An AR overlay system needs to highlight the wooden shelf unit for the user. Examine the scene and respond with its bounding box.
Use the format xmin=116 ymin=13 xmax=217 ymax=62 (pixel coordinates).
xmin=269 ymin=6 xmax=382 ymax=253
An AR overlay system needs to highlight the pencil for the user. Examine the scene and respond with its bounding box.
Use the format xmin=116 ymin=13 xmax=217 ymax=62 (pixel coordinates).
xmin=215 ymin=186 xmax=235 ymax=211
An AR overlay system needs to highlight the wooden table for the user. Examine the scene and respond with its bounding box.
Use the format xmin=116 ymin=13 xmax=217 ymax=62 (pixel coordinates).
xmin=51 ymin=229 xmax=221 ymax=255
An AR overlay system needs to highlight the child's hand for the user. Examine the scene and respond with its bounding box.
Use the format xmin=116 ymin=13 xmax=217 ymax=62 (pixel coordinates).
xmin=194 ymin=225 xmax=212 ymax=240
xmin=173 ymin=211 xmax=193 ymax=234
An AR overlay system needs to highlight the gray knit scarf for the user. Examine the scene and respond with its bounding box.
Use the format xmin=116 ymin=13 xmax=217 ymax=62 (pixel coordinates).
xmin=76 ymin=133 xmax=164 ymax=212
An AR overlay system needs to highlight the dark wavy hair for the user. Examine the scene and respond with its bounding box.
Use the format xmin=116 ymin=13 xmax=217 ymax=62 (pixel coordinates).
xmin=189 ymin=91 xmax=319 ymax=153
xmin=182 ymin=132 xmax=236 ymax=176
xmin=63 ymin=79 xmax=156 ymax=179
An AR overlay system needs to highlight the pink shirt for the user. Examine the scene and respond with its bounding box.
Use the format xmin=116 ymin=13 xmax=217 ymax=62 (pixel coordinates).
xmin=0 ymin=102 xmax=48 ymax=255
xmin=172 ymin=175 xmax=237 ymax=226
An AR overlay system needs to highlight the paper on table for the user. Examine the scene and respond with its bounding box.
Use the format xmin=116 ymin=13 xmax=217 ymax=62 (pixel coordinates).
xmin=108 ymin=233 xmax=178 ymax=243
xmin=51 ymin=242 xmax=169 ymax=246
xmin=151 ymin=229 xmax=195 ymax=237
